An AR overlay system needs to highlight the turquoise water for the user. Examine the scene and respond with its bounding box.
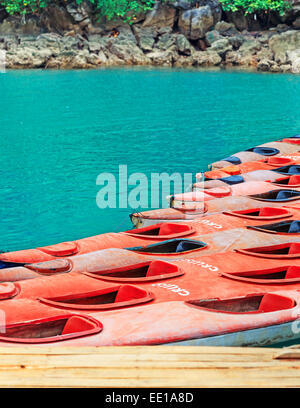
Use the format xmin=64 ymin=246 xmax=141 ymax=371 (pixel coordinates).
xmin=0 ymin=67 xmax=300 ymax=252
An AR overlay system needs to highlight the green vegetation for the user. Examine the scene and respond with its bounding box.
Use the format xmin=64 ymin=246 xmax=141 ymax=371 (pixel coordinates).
xmin=0 ymin=0 xmax=293 ymax=19
xmin=0 ymin=0 xmax=157 ymax=18
xmin=219 ymin=0 xmax=292 ymax=16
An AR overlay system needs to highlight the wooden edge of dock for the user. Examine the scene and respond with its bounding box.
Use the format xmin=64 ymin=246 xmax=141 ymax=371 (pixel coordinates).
xmin=0 ymin=345 xmax=300 ymax=388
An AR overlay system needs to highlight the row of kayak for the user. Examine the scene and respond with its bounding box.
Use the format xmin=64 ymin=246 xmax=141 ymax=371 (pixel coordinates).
xmin=1 ymin=136 xmax=300 ymax=347
xmin=209 ymin=136 xmax=300 ymax=170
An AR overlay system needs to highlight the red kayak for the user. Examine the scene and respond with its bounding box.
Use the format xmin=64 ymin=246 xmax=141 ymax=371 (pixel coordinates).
xmin=204 ymin=154 xmax=300 ymax=180
xmin=170 ymin=180 xmax=300 ymax=208
xmin=2 ymin=216 xmax=300 ymax=282
xmin=194 ymin=174 xmax=300 ymax=191
xmin=1 ymin=242 xmax=300 ymax=345
xmin=131 ymin=190 xmax=300 ymax=227
xmin=209 ymin=140 xmax=300 ymax=170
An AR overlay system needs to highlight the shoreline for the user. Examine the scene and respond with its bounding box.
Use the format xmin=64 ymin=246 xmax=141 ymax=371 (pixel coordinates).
xmin=0 ymin=2 xmax=299 ymax=73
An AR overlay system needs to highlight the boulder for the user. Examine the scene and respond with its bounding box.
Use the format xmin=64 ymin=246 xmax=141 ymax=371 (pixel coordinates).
xmin=256 ymin=47 xmax=274 ymax=61
xmin=205 ymin=30 xmax=223 ymax=46
xmin=40 ymin=5 xmax=74 ymax=33
xmin=257 ymin=59 xmax=272 ymax=71
xmin=147 ymin=49 xmax=177 ymax=66
xmin=133 ymin=26 xmax=156 ymax=51
xmin=176 ymin=34 xmax=194 ymax=55
xmin=157 ymin=32 xmax=176 ymax=50
xmin=280 ymin=64 xmax=292 ymax=72
xmin=210 ymin=38 xmax=232 ymax=55
xmin=293 ymin=17 xmax=300 ymax=29
xmin=288 ymin=49 xmax=300 ymax=73
xmin=192 ymin=50 xmax=222 ymax=66
xmin=142 ymin=2 xmax=176 ymax=28
xmin=214 ymin=21 xmax=238 ymax=36
xmin=224 ymin=11 xmax=248 ymax=31
xmin=0 ymin=17 xmax=41 ymax=35
xmin=178 ymin=6 xmax=214 ymax=40
xmin=228 ymin=35 xmax=245 ymax=49
xmin=269 ymin=30 xmax=300 ymax=64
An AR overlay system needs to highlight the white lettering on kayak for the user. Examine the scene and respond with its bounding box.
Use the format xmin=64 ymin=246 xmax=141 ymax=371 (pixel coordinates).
xmin=197 ymin=219 xmax=223 ymax=229
xmin=152 ymin=283 xmax=190 ymax=296
xmin=182 ymin=258 xmax=219 ymax=272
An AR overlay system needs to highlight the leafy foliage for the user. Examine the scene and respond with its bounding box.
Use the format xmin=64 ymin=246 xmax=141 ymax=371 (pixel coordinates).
xmin=0 ymin=0 xmax=293 ymax=19
xmin=219 ymin=0 xmax=292 ymax=16
xmin=0 ymin=0 xmax=157 ymax=19
xmin=1 ymin=0 xmax=49 ymax=15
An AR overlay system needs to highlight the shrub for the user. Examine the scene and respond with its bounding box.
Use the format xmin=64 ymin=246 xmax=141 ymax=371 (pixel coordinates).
xmin=219 ymin=0 xmax=292 ymax=16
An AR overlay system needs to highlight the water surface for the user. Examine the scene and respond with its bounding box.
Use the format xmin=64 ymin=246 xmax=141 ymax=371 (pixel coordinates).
xmin=0 ymin=67 xmax=299 ymax=251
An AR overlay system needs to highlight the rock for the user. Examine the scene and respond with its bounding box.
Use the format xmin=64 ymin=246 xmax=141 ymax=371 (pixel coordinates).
xmin=6 ymin=46 xmax=52 ymax=68
xmin=239 ymin=40 xmax=261 ymax=53
xmin=109 ymin=42 xmax=150 ymax=65
xmin=280 ymin=64 xmax=292 ymax=72
xmin=198 ymin=39 xmax=207 ymax=51
xmin=270 ymin=63 xmax=281 ymax=72
xmin=224 ymin=11 xmax=248 ymax=31
xmin=257 ymin=32 xmax=271 ymax=44
xmin=171 ymin=0 xmax=199 ymax=10
xmin=142 ymin=2 xmax=176 ymax=28
xmin=257 ymin=59 xmax=272 ymax=71
xmin=225 ymin=51 xmax=241 ymax=65
xmin=88 ymin=41 xmax=102 ymax=53
xmin=40 ymin=5 xmax=74 ymax=33
xmin=225 ymin=50 xmax=257 ymax=66
xmin=66 ymin=2 xmax=90 ymax=23
xmin=256 ymin=47 xmax=274 ymax=61
xmin=147 ymin=49 xmax=176 ymax=66
xmin=293 ymin=17 xmax=300 ymax=29
xmin=178 ymin=6 xmax=214 ymax=40
xmin=214 ymin=21 xmax=238 ymax=36
xmin=288 ymin=49 xmax=300 ymax=73
xmin=176 ymin=34 xmax=194 ymax=55
xmin=205 ymin=30 xmax=223 ymax=46
xmin=228 ymin=35 xmax=245 ymax=49
xmin=157 ymin=32 xmax=176 ymax=50
xmin=173 ymin=55 xmax=194 ymax=67
xmin=133 ymin=26 xmax=156 ymax=51
xmin=210 ymin=38 xmax=232 ymax=55
xmin=197 ymin=0 xmax=222 ymax=24
xmin=0 ymin=17 xmax=41 ymax=35
xmin=114 ymin=26 xmax=137 ymax=45
xmin=269 ymin=30 xmax=300 ymax=64
xmin=192 ymin=50 xmax=222 ymax=66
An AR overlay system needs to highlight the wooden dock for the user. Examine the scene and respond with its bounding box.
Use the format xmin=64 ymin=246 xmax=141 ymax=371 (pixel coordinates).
xmin=0 ymin=345 xmax=300 ymax=387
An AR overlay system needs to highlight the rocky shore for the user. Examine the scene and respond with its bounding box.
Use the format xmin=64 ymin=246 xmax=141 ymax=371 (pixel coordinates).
xmin=0 ymin=0 xmax=299 ymax=73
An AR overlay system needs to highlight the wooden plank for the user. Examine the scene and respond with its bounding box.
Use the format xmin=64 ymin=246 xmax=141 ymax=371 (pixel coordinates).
xmin=0 ymin=346 xmax=298 ymax=388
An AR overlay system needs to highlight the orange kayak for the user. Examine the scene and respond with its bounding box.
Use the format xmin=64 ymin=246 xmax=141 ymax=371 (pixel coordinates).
xmin=1 ymin=205 xmax=300 ymax=267
xmin=1 ymin=242 xmax=300 ymax=345
xmin=170 ymin=180 xmax=300 ymax=208
xmin=204 ymin=155 xmax=300 ymax=180
xmin=209 ymin=141 xmax=300 ymax=170
xmin=2 ymin=215 xmax=300 ymax=282
xmin=131 ymin=190 xmax=300 ymax=227
xmin=195 ymin=174 xmax=300 ymax=190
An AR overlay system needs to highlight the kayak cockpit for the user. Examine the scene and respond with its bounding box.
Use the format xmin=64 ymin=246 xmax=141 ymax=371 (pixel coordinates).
xmin=85 ymin=260 xmax=183 ymax=282
xmin=123 ymin=223 xmax=194 ymax=239
xmin=39 ymin=284 xmax=154 ymax=310
xmin=236 ymin=242 xmax=300 ymax=258
xmin=126 ymin=239 xmax=207 ymax=254
xmin=187 ymin=293 xmax=295 ymax=314
xmin=248 ymin=220 xmax=300 ymax=234
xmin=249 ymin=190 xmax=300 ymax=202
xmin=0 ymin=315 xmax=102 ymax=343
xmin=221 ymin=266 xmax=300 ymax=284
